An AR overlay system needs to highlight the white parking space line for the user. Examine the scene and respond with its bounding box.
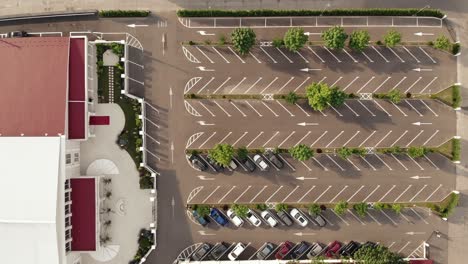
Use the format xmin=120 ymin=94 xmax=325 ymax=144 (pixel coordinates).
xmin=263 ymin=131 xmax=280 ymax=147
xmin=331 ymin=76 xmax=343 ymax=87
xmin=300 ymin=160 xmax=313 ymax=171
xmin=196 ymin=46 xmax=214 ymax=63
xmin=419 ymin=47 xmax=437 ymax=63
xmin=423 ymin=130 xmax=439 ymax=146
xmin=245 ymin=101 xmax=263 ymax=117
xmin=391 ymin=154 xmax=408 ymax=170
xmin=199 ymin=102 xmax=216 ymax=117
xmin=327 ymin=103 xmax=343 ymax=116
xmin=276 ymin=77 xmax=295 ymax=93
xmin=343 ymin=131 xmax=360 ymax=146
xmin=374 ymin=154 xmax=393 ymax=170
xmin=266 ymin=185 xmax=284 ymax=203
xmin=278 ymin=131 xmax=296 ymax=148
xmin=390 ymin=130 xmax=408 ymax=147
xmin=318 ymin=76 xmax=327 ymax=84
xmin=278 ymin=154 xmax=296 ymax=171
xmin=403 ymin=46 xmax=420 ymax=63
xmin=297 ymin=186 xmax=316 ymax=203
xmin=405 ymin=100 xmax=423 ymax=116
xmin=282 ymin=186 xmax=300 ymax=202
xmin=247 ymin=131 xmax=264 ymax=148
xmin=387 ymin=47 xmax=405 ymax=63
xmin=276 ymin=47 xmax=293 ymax=63
xmin=296 ymin=50 xmax=309 ymax=63
xmin=250 ymin=186 xmax=268 ymax=203
xmin=357 ymin=100 xmax=376 ymax=116
xmin=319 ymin=110 xmax=327 ymax=117
xmin=260 ymin=77 xmax=279 ymax=94
xmin=310 ymin=131 xmax=328 ymax=147
xmin=346 ymin=158 xmax=361 ymax=171
xmin=230 ymin=101 xmax=247 ymax=117
xmin=312 ymin=157 xmax=329 ymax=171
xmin=343 ymin=49 xmax=358 ymax=62
xmin=344 ymin=102 xmax=360 ymax=117
xmin=276 ymin=100 xmax=295 ymax=116
xmin=228 ymin=47 xmax=246 ymax=63
xmin=392 ymin=76 xmax=407 ymax=91
xmin=343 ymin=76 xmax=360 ymax=91
xmin=199 ymin=132 xmax=217 ymax=148
xmin=387 ymin=242 xmax=396 ymax=249
xmin=214 ymin=101 xmax=232 ymax=117
xmin=406 ymin=130 xmax=424 ymax=147
xmin=419 ymin=100 xmax=438 ymax=116
xmin=347 ymin=185 xmax=365 ymax=202
xmin=356 ymin=76 xmax=375 ymax=93
xmin=233 ymin=132 xmax=248 ymax=146
xmin=294 ymin=77 xmax=311 ymax=92
xmin=319 ymin=213 xmax=335 ymax=226
xmin=323 ymin=46 xmax=342 ymax=62
xmin=404 ymin=77 xmax=422 ymax=94
xmin=366 ymin=210 xmax=382 ymax=225
xmin=347 ymin=209 xmax=366 ymax=225
xmin=249 ymin=51 xmax=262 ymax=63
xmin=327 ymin=155 xmax=346 ymax=171
xmin=229 ymin=77 xmax=247 ymax=94
xmin=394 ymin=185 xmax=412 ymax=202
xmin=379 ymin=185 xmax=396 ymax=202
xmin=260 ymin=46 xmax=277 ymax=63
xmin=307 ymin=46 xmax=325 ymax=62
xmin=244 ymin=77 xmax=263 ymax=94
xmin=397 ymin=242 xmax=411 ymax=254
xmin=361 ymin=50 xmax=374 ymax=62
xmin=295 ymin=131 xmax=312 ymax=146
xmin=212 ymin=47 xmax=230 ymax=63
xmin=419 ymin=77 xmax=438 ymax=93
xmin=407 ymin=154 xmax=425 ymax=170
xmin=261 ymin=101 xmax=279 ymax=117
xmin=410 ymin=184 xmax=428 ymax=202
xmin=391 ymin=101 xmax=408 ymax=117
xmin=425 ymin=184 xmax=443 ymax=201
xmin=218 ymin=132 xmax=232 ymax=144
xmin=331 ymin=209 xmax=350 ymax=226
xmin=398 ymin=210 xmax=412 ymax=223
xmin=233 ymin=156 xmax=248 ymax=172
xmin=198 ymin=77 xmax=215 ymax=94
xmin=373 ymin=100 xmax=392 ymax=116
xmin=219 ymin=186 xmax=237 ymax=203
xmin=326 ymin=131 xmax=344 ymax=148
xmin=234 ymin=185 xmax=252 ymax=203
xmin=363 ymin=185 xmax=380 ymax=202
xmin=295 ymin=103 xmax=310 ymax=117
xmin=410 ymin=208 xmax=429 ymax=224
xmin=213 ymin=77 xmax=232 ymax=94
xmin=203 ymin=186 xmax=221 ymax=203
xmin=424 ymin=154 xmax=440 ymax=170
xmin=371 ymin=46 xmax=389 ymax=62
xmin=374 ymin=130 xmax=392 ymax=148
xmin=373 ymin=76 xmax=392 ymax=93
xmin=380 ymin=210 xmax=398 ymax=225
xmin=314 ymin=185 xmax=332 ymax=203
xmin=359 ymin=130 xmax=376 ymax=147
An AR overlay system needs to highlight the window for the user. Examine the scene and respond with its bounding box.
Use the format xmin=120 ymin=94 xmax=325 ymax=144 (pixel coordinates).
xmin=65 ymin=229 xmax=71 ymax=240
xmin=66 ymin=241 xmax=71 ymax=252
xmin=74 ymin=152 xmax=80 ymax=163
xmin=65 ymin=204 xmax=71 ymax=215
xmin=65 ymin=179 xmax=70 ymax=189
xmin=65 ymin=192 xmax=71 ymax=203
xmin=66 ymin=153 xmax=72 ymax=164
xmin=65 ymin=216 xmax=71 ymax=227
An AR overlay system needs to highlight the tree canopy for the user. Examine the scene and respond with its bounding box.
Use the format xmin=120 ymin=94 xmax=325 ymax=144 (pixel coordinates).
xmin=289 ymin=144 xmax=315 ymax=161
xmin=349 ymin=30 xmax=370 ymax=51
xmin=322 ymin=26 xmax=348 ymax=49
xmin=306 ymin=82 xmax=347 ymax=111
xmin=231 ymin=28 xmax=256 ymax=55
xmin=284 ymin=27 xmax=308 ymax=51
xmin=208 ymin=144 xmax=234 ymax=166
xmin=354 ymin=244 xmax=405 ymax=264
xmin=384 ymin=30 xmax=402 ymax=47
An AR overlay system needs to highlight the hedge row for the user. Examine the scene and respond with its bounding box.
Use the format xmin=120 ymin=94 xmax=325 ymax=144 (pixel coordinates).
xmin=99 ymin=10 xmax=150 ymax=17
xmin=177 ymin=8 xmax=444 ymax=18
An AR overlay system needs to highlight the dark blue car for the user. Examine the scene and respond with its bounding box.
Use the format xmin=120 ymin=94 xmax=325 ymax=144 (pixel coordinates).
xmin=210 ymin=208 xmax=229 ymax=226
xmin=192 ymin=210 xmax=209 ymax=227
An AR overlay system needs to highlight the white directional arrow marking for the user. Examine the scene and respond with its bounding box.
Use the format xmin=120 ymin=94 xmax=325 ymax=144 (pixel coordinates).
xmin=197 ymin=121 xmax=215 ymax=126
xmin=300 ymin=68 xmax=322 ymax=72
xmin=171 ymin=196 xmax=175 ymax=218
xmin=127 ymin=24 xmax=149 ymax=28
xmin=197 ymin=30 xmax=215 ymax=36
xmin=413 ymin=68 xmax=432 ymax=72
xmin=412 ymin=122 xmax=432 ymax=126
xmin=198 ymin=230 xmax=216 ymax=236
xmin=296 ymin=177 xmax=318 ymax=180
xmin=294 ymin=232 xmax=316 ymax=236
xmin=405 ymin=231 xmax=426 ymax=235
xmin=414 ymin=32 xmax=434 ymax=36
xmin=196 ymin=66 xmax=215 ymax=72
xmin=171 ymin=142 xmax=174 ymax=164
xmin=197 ymin=175 xmax=215 ymax=180
xmin=410 ymin=176 xmax=432 ymax=180
xmin=304 ymin=32 xmax=322 ymax=36
xmin=297 ymin=122 xmax=319 ymax=126
xmin=169 ymin=87 xmax=173 ymax=109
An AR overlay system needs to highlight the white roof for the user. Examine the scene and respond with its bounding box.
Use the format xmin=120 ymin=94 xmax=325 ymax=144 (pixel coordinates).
xmin=0 ymin=137 xmax=61 ymax=264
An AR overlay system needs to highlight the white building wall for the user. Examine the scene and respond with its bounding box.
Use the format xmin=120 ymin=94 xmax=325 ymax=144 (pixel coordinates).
xmin=65 ymin=140 xmax=81 ymax=178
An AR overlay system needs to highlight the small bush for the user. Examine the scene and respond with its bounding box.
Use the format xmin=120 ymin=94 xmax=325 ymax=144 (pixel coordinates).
xmin=196 ymin=205 xmax=210 ymax=217
xmin=352 ymin=148 xmax=367 ymax=156
xmin=231 ymin=204 xmax=249 ymax=218
xmin=285 ymin=91 xmax=299 ymax=104
xmin=452 ymin=138 xmax=461 ymax=161
xmin=373 ymin=202 xmax=384 ymax=211
xmin=334 ymin=200 xmax=349 ymax=216
xmin=275 ymin=203 xmax=289 ymax=212
xmin=353 ymin=202 xmax=368 ymax=218
xmin=100 ymin=10 xmax=150 ymax=17
xmin=452 ymin=85 xmax=461 ymax=108
xmin=391 ymin=204 xmax=403 ymax=214
xmin=256 ymin=204 xmax=268 ymax=210
xmin=273 ymin=38 xmax=284 ymax=48
xmin=218 ymin=35 xmax=227 ymax=45
xmin=337 ymin=147 xmax=353 ymax=159
xmin=388 ymin=89 xmax=402 ymax=104
xmin=433 ymin=35 xmax=451 ymax=50
xmin=408 ymin=146 xmax=428 ymax=158
xmin=289 ymin=144 xmax=315 ymax=161
xmin=204 ymin=39 xmax=212 ymax=45
xmin=237 ymin=147 xmax=249 ymax=161
xmin=188 ymin=40 xmax=196 ymax=45
xmin=437 ymin=193 xmax=460 ymax=217
xmin=376 ymin=40 xmax=383 ymax=45
xmin=380 ymin=146 xmax=404 ymax=155
xmin=308 ymin=203 xmax=322 ymax=216
xmin=139 ymin=176 xmax=154 ymax=189
xmin=384 ymin=30 xmax=401 ymax=47
xmin=452 ymin=43 xmax=461 ymax=55
xmin=186 ymin=93 xmax=197 ymax=99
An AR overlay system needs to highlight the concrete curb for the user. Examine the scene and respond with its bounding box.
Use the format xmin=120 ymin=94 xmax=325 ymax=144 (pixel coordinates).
xmin=0 ymin=10 xmax=97 ymax=22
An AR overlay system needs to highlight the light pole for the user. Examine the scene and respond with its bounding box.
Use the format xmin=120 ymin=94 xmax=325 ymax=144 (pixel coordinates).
xmin=413 ymin=5 xmax=430 ymax=16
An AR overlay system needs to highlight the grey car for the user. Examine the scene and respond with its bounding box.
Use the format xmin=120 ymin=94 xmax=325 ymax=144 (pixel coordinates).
xmin=276 ymin=210 xmax=293 ymax=226
xmin=313 ymin=214 xmax=326 ymax=227
xmin=192 ymin=243 xmax=211 ymax=261
xmin=307 ymin=243 xmax=324 ymax=259
xmin=209 ymin=242 xmax=229 ymax=260
xmin=257 ymin=242 xmax=275 ymax=260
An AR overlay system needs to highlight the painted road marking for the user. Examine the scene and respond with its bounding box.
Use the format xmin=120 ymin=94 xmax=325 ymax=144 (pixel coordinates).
xmin=359 ymin=130 xmax=376 ymax=147
xmin=405 ymin=100 xmax=423 ymax=116
xmin=214 ymin=101 xmax=232 ymax=117
xmin=218 ymin=186 xmax=236 ymax=203
xmin=263 ymin=131 xmax=280 ymax=147
xmin=423 ymin=130 xmax=439 ymax=146
xmin=312 ymin=157 xmax=329 ymax=171
xmin=250 ymin=186 xmax=268 ymax=203
xmin=295 ymin=131 xmax=312 ymax=146
xmin=278 ymin=131 xmax=296 ymax=148
xmin=266 ymin=186 xmax=284 ymax=203
xmin=234 ymin=185 xmax=252 ymax=203
xmin=276 ymin=100 xmax=295 ymax=116
xmin=244 ymin=77 xmax=263 ymax=94
xmin=218 ymin=132 xmax=232 ymax=144
xmin=347 ymin=185 xmax=365 ymax=202
xmin=295 ymin=103 xmax=310 ymax=117
xmin=228 ymin=47 xmax=246 ymax=63
xmin=229 ymin=77 xmax=247 ymax=94
xmin=424 ymin=154 xmax=440 ymax=170
xmin=245 ymin=101 xmax=263 ymax=117
xmin=323 ymin=46 xmax=342 ymax=62
xmin=282 ymin=186 xmax=300 ymax=202
xmin=366 ymin=210 xmax=382 ymax=225
xmin=343 ymin=131 xmax=360 ymax=146
xmin=249 ymin=51 xmax=262 ymax=63
xmin=307 ymin=46 xmax=325 ymax=62
xmin=374 ymin=130 xmax=392 ymax=148
xmin=361 ymin=50 xmax=374 ymax=63
xmin=425 ymin=184 xmax=442 ymax=201
xmin=419 ymin=47 xmax=436 ymax=63
xmin=199 ymin=101 xmax=216 ymax=117
xmin=374 ymin=154 xmax=393 ymax=170
xmin=392 ymin=76 xmax=407 ymax=91
xmin=331 ymin=209 xmax=350 ymax=226
xmin=311 ymin=131 xmax=328 ymax=147
xmin=297 ymin=186 xmax=316 ymax=203
xmin=260 ymin=77 xmax=279 ymax=94
xmin=394 ymin=185 xmax=412 ymax=202
xmin=391 ymin=101 xmax=408 ymax=117
xmin=363 ymin=185 xmax=380 ymax=202
xmin=419 ymin=77 xmax=438 ymax=93
xmin=397 ymin=242 xmax=411 ymax=254
xmin=373 ymin=100 xmax=392 ymax=116
xmin=391 ymin=154 xmax=409 ymax=170
xmin=410 ymin=185 xmax=428 ymax=202
xmin=276 ymin=77 xmax=295 ymax=93
xmin=318 ymin=76 xmax=327 ymax=84
xmin=230 ymin=101 xmax=247 ymax=117
xmin=247 ymin=131 xmax=264 ymax=148
xmin=294 ymin=77 xmax=311 ymax=92
xmin=357 ymin=100 xmax=376 ymax=116
xmin=379 ymin=185 xmax=396 ymax=202
xmin=260 ymin=46 xmax=277 ymax=63
xmin=419 ymin=100 xmax=438 ymax=116
xmin=327 ymin=103 xmax=343 ymax=116
xmin=356 ymin=76 xmax=375 ymax=93
xmin=410 ymin=208 xmax=429 ymax=224
xmin=391 ymin=130 xmax=408 ymax=146
xmin=406 ymin=130 xmax=424 ymax=147
xmin=380 ymin=210 xmax=398 ymax=225
xmin=319 ymin=110 xmax=327 ymax=117
xmin=404 ymin=77 xmax=422 ymax=93
xmin=300 ymin=160 xmax=312 ymax=171
xmin=212 ymin=47 xmax=230 ymax=63
xmin=371 ymin=46 xmax=389 ymax=62
xmin=343 ymin=76 xmax=360 ymax=91
xmin=407 ymin=154 xmax=425 ymax=170
xmin=199 ymin=132 xmax=217 ymax=148
xmin=198 ymin=77 xmax=215 ymax=94
xmin=314 ymin=185 xmax=332 ymax=203
xmin=373 ymin=76 xmax=392 ymax=93
xmin=331 ymin=76 xmax=343 ymax=87
xmin=348 ymin=209 xmax=366 ymax=225
xmin=343 ymin=48 xmax=358 ymax=62
xmin=196 ymin=46 xmax=214 ymax=63
xmin=276 ymin=47 xmax=293 ymax=63
xmin=344 ymin=102 xmax=360 ymax=117
xmin=326 ymin=131 xmax=344 ymax=148
xmin=232 ymin=132 xmax=248 ymax=146
xmin=262 ymin=101 xmax=279 ymax=117
xmin=327 ymin=155 xmax=346 ymax=171
xmin=278 ymin=153 xmax=296 ymax=171
xmin=203 ymin=186 xmax=221 ymax=203
xmin=212 ymin=77 xmax=232 ymax=94
xmin=360 ymin=156 xmax=377 ymax=171
xmin=403 ymin=46 xmax=420 ymax=63
xmin=296 ymin=50 xmax=309 ymax=63
xmin=387 ymin=47 xmax=405 ymax=62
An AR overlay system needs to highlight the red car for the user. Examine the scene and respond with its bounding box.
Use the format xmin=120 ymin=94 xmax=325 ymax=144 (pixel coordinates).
xmin=325 ymin=241 xmax=342 ymax=258
xmin=275 ymin=241 xmax=294 ymax=259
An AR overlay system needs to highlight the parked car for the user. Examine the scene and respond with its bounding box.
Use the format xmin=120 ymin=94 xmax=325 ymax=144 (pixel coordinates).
xmin=7 ymin=31 xmax=28 ymax=38
xmin=209 ymin=242 xmax=229 ymax=260
xmin=290 ymin=208 xmax=308 ymax=227
xmin=228 ymin=243 xmax=246 ymax=261
xmin=361 ymin=241 xmax=377 ymax=249
xmin=228 ymin=159 xmax=238 ymax=170
xmin=261 ymin=210 xmax=278 ymax=227
xmin=257 ymin=242 xmax=275 ymax=260
xmin=291 ymin=241 xmax=309 ymax=259
xmin=312 ymin=214 xmax=326 ymax=227
xmin=206 ymin=156 xmax=223 ymax=171
xmin=307 ymin=243 xmax=324 ymax=259
xmin=190 ymin=154 xmax=207 ymax=171
xmin=227 ymin=209 xmax=244 ymax=227
xmin=275 ymin=241 xmax=294 ymax=260
xmin=210 ymin=208 xmax=229 ymax=226
xmin=339 ymin=241 xmax=361 ymax=257
xmin=325 ymin=241 xmax=342 ymax=258
xmin=192 ymin=243 xmax=211 ymax=261
xmin=246 ymin=209 xmax=262 ymax=227
xmin=192 ymin=210 xmax=209 ymax=227
xmin=276 ymin=210 xmax=293 ymax=226
xmin=253 ymin=154 xmax=269 ymax=170
xmin=243 ymin=158 xmax=256 ymax=172
xmin=265 ymin=151 xmax=284 ymax=169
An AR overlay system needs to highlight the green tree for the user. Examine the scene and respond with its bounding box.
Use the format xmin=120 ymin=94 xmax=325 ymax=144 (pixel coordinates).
xmin=272 ymin=38 xmax=284 ymax=48
xmin=236 ymin=146 xmax=248 ymax=161
xmin=434 ymin=35 xmax=451 ymax=51
xmin=275 ymin=203 xmax=288 ymax=212
xmin=349 ymin=30 xmax=370 ymax=51
xmin=195 ymin=204 xmax=210 ymax=217
xmin=353 ymin=202 xmax=368 ymax=218
xmin=231 ymin=28 xmax=256 ymax=55
xmin=308 ymin=203 xmax=322 ymax=216
xmin=334 ymin=200 xmax=349 ymax=216
xmin=381 ymin=146 xmax=403 ymax=155
xmin=352 ymin=148 xmax=367 ymax=157
xmin=354 ymin=244 xmax=405 ymax=263
xmin=305 ymin=82 xmax=347 ymax=111
xmin=285 ymin=91 xmax=299 ymax=104
xmin=208 ymin=144 xmax=234 ymax=166
xmin=322 ymin=26 xmax=348 ymax=50
xmin=337 ymin=147 xmax=353 ymax=159
xmin=387 ymin=89 xmax=402 ymax=104
xmin=384 ymin=30 xmax=402 ymax=47
xmin=408 ymin=146 xmax=428 ymax=158
xmin=289 ymin=144 xmax=315 ymax=161
xmin=392 ymin=204 xmax=403 ymax=214
xmin=373 ymin=202 xmax=384 ymax=211
xmin=231 ymin=204 xmax=249 ymax=218
xmin=330 ymin=88 xmax=347 ymax=107
xmin=284 ymin=27 xmax=308 ymax=52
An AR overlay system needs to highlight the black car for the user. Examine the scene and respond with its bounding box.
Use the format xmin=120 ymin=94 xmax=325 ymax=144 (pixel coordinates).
xmin=190 ymin=154 xmax=208 ymax=171
xmin=7 ymin=31 xmax=28 ymax=38
xmin=339 ymin=241 xmax=361 ymax=257
xmin=276 ymin=210 xmax=293 ymax=226
xmin=265 ymin=151 xmax=284 ymax=169
xmin=361 ymin=241 xmax=376 ymax=249
xmin=243 ymin=158 xmax=256 ymax=172
xmin=257 ymin=242 xmax=275 ymax=260
xmin=206 ymin=156 xmax=223 ymax=171
xmin=209 ymin=242 xmax=229 ymax=260
xmin=192 ymin=243 xmax=211 ymax=261
xmin=291 ymin=241 xmax=309 ymax=259
xmin=192 ymin=210 xmax=209 ymax=227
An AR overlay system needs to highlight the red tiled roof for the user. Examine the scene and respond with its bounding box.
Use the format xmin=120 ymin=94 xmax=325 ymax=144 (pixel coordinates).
xmin=68 ymin=38 xmax=86 ymax=140
xmin=90 ymin=116 xmax=110 ymax=125
xmin=0 ymin=37 xmax=69 ymax=136
xmin=68 ymin=102 xmax=85 ymax=139
xmin=71 ymin=178 xmax=96 ymax=251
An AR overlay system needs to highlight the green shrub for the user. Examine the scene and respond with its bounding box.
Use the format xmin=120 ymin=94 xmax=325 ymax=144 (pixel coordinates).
xmin=236 ymin=147 xmax=249 ymax=161
xmin=380 ymin=146 xmax=404 ymax=155
xmin=255 ymin=204 xmax=268 ymax=210
xmin=452 ymin=138 xmax=461 ymax=161
xmin=384 ymin=30 xmax=401 ymax=47
xmin=204 ymin=39 xmax=212 ymax=45
xmin=285 ymin=91 xmax=299 ymax=104
xmin=275 ymin=203 xmax=289 ymax=212
xmin=322 ymin=26 xmax=348 ymax=50
xmin=433 ymin=35 xmax=451 ymax=50
xmin=196 ymin=205 xmax=210 ymax=217
xmin=284 ymin=27 xmax=308 ymax=51
xmin=334 ymin=200 xmax=349 ymax=216
xmin=139 ymin=176 xmax=154 ymax=189
xmin=388 ymin=89 xmax=402 ymax=104
xmin=99 ymin=10 xmax=150 ymax=17
xmin=208 ymin=144 xmax=234 ymax=166
xmin=353 ymin=202 xmax=368 ymax=218
xmin=373 ymin=202 xmax=384 ymax=210
xmin=408 ymin=146 xmax=428 ymax=158
xmin=352 ymin=148 xmax=367 ymax=156
xmin=231 ymin=28 xmax=256 ymax=55
xmin=218 ymin=35 xmax=227 ymax=45
xmin=188 ymin=40 xmax=196 ymax=45
xmin=306 ymin=82 xmax=347 ymax=111
xmin=437 ymin=193 xmax=460 ymax=217
xmin=337 ymin=147 xmax=353 ymax=159
xmin=231 ymin=204 xmax=249 ymax=218
xmin=308 ymin=203 xmax=322 ymax=216
xmin=391 ymin=204 xmax=403 ymax=214
xmin=349 ymin=30 xmax=370 ymax=51
xmin=289 ymin=144 xmax=315 ymax=161
xmin=452 ymin=43 xmax=461 ymax=55
xmin=453 ymin=85 xmax=461 ymax=108
xmin=273 ymin=38 xmax=284 ymax=48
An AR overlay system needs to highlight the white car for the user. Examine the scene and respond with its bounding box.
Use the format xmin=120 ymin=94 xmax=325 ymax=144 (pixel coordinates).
xmin=290 ymin=208 xmax=308 ymax=227
xmin=253 ymin=154 xmax=269 ymax=170
xmin=228 ymin=242 xmax=246 ymax=261
xmin=227 ymin=209 xmax=244 ymax=227
xmin=261 ymin=210 xmax=278 ymax=227
xmin=246 ymin=209 xmax=262 ymax=227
